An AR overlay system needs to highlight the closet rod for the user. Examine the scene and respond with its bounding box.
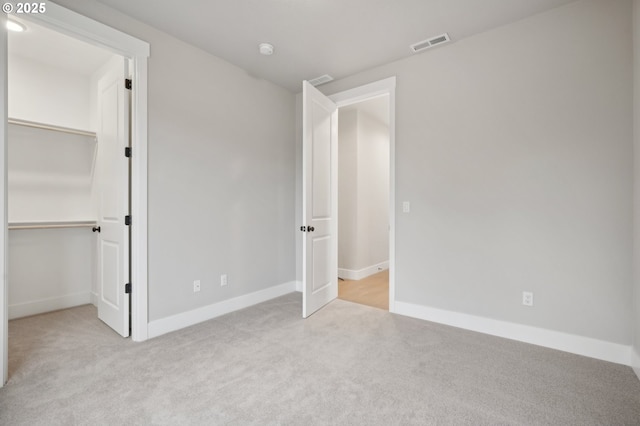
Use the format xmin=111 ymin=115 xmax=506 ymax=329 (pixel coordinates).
xmin=8 ymin=222 xmax=97 ymax=230
xmin=8 ymin=118 xmax=97 ymax=138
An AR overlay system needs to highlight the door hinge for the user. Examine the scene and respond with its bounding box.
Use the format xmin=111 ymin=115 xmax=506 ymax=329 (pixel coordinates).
xmin=125 ymin=215 xmax=131 ymax=226
xmin=125 ymin=283 xmax=131 ymax=294
xmin=300 ymin=226 xmax=306 ymax=232
xmin=125 ymin=147 xmax=132 ymax=158
xmin=125 ymin=79 xmax=132 ymax=90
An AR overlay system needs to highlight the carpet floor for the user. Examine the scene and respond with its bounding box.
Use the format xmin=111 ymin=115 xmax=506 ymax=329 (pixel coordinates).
xmin=1 ymin=293 xmax=639 ymax=425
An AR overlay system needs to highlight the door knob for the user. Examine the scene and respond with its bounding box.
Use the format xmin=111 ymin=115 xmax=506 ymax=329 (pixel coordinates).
xmin=308 ymin=226 xmax=315 ymax=232
xmin=92 ymin=226 xmax=101 ymax=233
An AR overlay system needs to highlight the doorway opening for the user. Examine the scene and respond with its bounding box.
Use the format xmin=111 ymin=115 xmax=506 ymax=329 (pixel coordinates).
xmin=6 ymin=16 xmax=131 ymax=378
xmin=301 ymin=77 xmax=396 ymax=319
xmin=336 ymin=96 xmax=391 ymax=311
xmin=1 ymin=2 xmax=150 ymax=386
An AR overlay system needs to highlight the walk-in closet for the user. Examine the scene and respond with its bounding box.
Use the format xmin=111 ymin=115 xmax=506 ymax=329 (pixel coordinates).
xmin=7 ymin=17 xmax=123 ymax=323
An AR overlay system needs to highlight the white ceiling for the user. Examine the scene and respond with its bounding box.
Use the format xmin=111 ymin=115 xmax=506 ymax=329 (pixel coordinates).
xmin=8 ymin=16 xmax=115 ymax=76
xmin=92 ymin=0 xmax=577 ymax=92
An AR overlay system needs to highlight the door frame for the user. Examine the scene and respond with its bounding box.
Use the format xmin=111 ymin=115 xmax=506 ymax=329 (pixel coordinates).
xmin=328 ymin=76 xmax=397 ymax=312
xmin=1 ymin=3 xmax=150 ymax=385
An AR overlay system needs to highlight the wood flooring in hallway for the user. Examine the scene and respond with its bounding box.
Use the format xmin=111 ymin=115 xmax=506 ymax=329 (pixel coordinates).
xmin=338 ymin=269 xmax=389 ymax=310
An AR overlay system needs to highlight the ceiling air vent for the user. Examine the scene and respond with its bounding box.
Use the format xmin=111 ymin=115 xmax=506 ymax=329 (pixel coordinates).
xmin=410 ymin=33 xmax=450 ymax=53
xmin=308 ymin=74 xmax=334 ymax=87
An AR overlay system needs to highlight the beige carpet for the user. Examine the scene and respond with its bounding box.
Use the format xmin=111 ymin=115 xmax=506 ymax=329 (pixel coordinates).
xmin=1 ymin=293 xmax=639 ymax=425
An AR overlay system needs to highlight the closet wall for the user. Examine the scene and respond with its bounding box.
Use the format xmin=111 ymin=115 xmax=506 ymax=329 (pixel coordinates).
xmin=7 ymin=49 xmax=116 ymax=319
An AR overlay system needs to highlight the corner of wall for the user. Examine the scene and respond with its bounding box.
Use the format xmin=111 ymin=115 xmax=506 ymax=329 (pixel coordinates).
xmin=148 ymin=281 xmax=298 ymax=339
xmin=633 ymin=0 xmax=640 ymax=380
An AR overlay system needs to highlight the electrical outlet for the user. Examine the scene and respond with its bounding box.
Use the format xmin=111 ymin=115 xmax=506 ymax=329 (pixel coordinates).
xmin=193 ymin=280 xmax=201 ymax=293
xmin=220 ymin=274 xmax=228 ymax=287
xmin=522 ymin=291 xmax=533 ymax=307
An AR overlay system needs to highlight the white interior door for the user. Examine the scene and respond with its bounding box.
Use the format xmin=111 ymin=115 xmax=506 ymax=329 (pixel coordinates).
xmin=302 ymin=81 xmax=338 ymax=318
xmin=97 ymin=58 xmax=130 ymax=337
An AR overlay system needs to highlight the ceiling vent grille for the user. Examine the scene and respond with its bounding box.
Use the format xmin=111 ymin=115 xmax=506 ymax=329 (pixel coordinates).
xmin=308 ymin=74 xmax=334 ymax=86
xmin=410 ymin=33 xmax=450 ymax=53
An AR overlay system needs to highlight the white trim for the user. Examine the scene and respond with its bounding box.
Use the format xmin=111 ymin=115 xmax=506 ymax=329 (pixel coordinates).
xmin=295 ymin=280 xmax=303 ymax=292
xmin=22 ymin=3 xmax=149 ymax=58
xmin=148 ymin=282 xmax=298 ymax=338
xmin=19 ymin=4 xmax=148 ymax=342
xmin=395 ymin=301 xmax=632 ymax=366
xmin=91 ymin=291 xmax=99 ymax=307
xmin=338 ymin=261 xmax=389 ymax=281
xmin=0 ymin=19 xmax=6 ymax=386
xmin=8 ymin=292 xmax=91 ymax=320
xmin=329 ymin=76 xmax=397 ymax=313
xmin=129 ymin=57 xmax=148 ymax=342
xmin=330 ymin=77 xmax=396 ymax=107
xmin=22 ymin=2 xmax=148 ymax=343
xmin=1 ymin=2 xmax=150 ymax=385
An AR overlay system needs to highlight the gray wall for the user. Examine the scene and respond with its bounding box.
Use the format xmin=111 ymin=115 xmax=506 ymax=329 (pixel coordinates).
xmin=355 ymin=111 xmax=390 ymax=270
xmin=53 ymin=0 xmax=297 ymax=322
xmin=633 ymin=0 xmax=640 ymax=374
xmin=321 ymin=0 xmax=634 ymax=345
xmin=338 ymin=107 xmax=390 ymax=273
xmin=338 ymin=109 xmax=358 ymax=271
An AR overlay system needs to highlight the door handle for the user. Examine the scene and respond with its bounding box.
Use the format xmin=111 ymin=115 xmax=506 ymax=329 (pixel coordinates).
xmin=92 ymin=226 xmax=101 ymax=233
xmin=308 ymin=226 xmax=315 ymax=232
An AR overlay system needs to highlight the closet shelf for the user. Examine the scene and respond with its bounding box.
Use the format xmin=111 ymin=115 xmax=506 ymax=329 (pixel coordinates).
xmin=8 ymin=118 xmax=97 ymax=139
xmin=8 ymin=220 xmax=97 ymax=230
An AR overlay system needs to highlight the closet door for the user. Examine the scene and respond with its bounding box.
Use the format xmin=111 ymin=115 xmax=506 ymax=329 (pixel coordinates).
xmin=97 ymin=58 xmax=130 ymax=337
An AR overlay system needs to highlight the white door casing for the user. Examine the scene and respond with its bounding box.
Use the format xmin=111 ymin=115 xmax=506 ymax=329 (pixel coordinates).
xmin=328 ymin=77 xmax=397 ymax=313
xmin=97 ymin=58 xmax=130 ymax=337
xmin=2 ymin=3 xmax=149 ymax=386
xmin=302 ymin=81 xmax=338 ymax=318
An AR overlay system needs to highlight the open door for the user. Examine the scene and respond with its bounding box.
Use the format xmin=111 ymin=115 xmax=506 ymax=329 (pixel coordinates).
xmin=96 ymin=58 xmax=130 ymax=337
xmin=302 ymin=81 xmax=338 ymax=318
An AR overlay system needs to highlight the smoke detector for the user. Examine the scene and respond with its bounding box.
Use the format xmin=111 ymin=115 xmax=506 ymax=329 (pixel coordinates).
xmin=259 ymin=43 xmax=274 ymax=56
xmin=410 ymin=33 xmax=450 ymax=53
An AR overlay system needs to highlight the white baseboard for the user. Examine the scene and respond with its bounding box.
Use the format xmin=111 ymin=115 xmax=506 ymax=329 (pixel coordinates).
xmin=90 ymin=291 xmax=99 ymax=307
xmin=632 ymin=347 xmax=640 ymax=381
xmin=9 ymin=292 xmax=92 ymax=319
xmin=295 ymin=280 xmax=302 ymax=292
xmin=394 ymin=301 xmax=632 ymax=366
xmin=338 ymin=261 xmax=389 ymax=281
xmin=148 ymin=281 xmax=298 ymax=339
